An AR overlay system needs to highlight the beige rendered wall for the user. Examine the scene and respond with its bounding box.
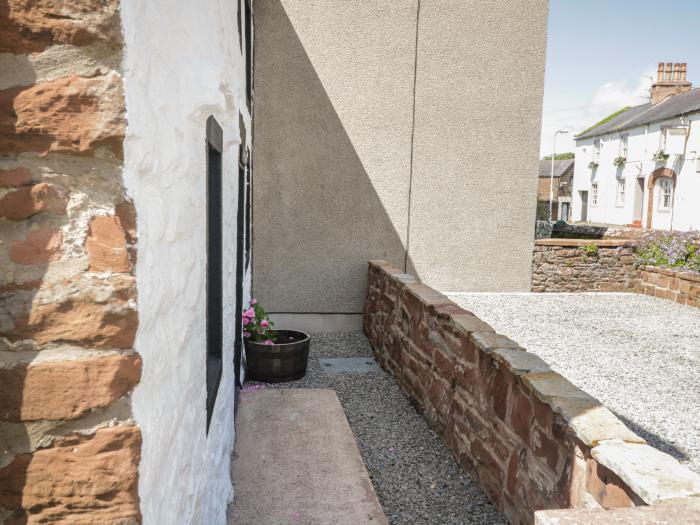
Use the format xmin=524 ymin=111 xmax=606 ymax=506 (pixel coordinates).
xmin=253 ymin=0 xmax=548 ymax=312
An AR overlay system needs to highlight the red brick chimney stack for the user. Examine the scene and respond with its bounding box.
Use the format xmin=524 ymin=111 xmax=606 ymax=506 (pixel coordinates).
xmin=651 ymin=62 xmax=692 ymax=104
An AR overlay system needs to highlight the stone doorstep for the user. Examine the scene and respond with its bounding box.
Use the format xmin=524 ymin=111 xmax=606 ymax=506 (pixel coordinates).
xmin=521 ymin=372 xmax=643 ymax=447
xmin=591 ymin=440 xmax=700 ymax=505
xmin=230 ymin=389 xmax=388 ymax=525
xmin=534 ymin=497 xmax=700 ymax=524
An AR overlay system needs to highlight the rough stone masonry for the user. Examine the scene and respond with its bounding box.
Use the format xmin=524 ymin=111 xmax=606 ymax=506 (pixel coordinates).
xmin=363 ymin=260 xmax=700 ymax=524
xmin=0 ymin=1 xmax=142 ymax=522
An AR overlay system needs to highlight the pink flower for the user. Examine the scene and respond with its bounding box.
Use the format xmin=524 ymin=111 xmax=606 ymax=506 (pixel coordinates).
xmin=243 ymin=331 xmax=251 ymax=338
xmin=251 ymin=298 xmax=257 ymax=305
xmin=260 ymin=319 xmax=269 ymax=328
xmin=242 ymin=317 xmax=250 ymax=326
xmin=263 ymin=339 xmax=274 ymax=345
xmin=243 ymin=307 xmax=255 ymax=318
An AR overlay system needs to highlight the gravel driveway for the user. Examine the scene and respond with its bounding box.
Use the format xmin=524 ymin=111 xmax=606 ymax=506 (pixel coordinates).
xmin=448 ymin=292 xmax=700 ymax=475
xmin=246 ymin=331 xmax=506 ymax=525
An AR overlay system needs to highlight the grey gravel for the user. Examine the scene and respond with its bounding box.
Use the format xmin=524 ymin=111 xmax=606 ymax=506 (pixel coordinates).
xmin=248 ymin=331 xmax=506 ymax=525
xmin=448 ymin=292 xmax=700 ymax=475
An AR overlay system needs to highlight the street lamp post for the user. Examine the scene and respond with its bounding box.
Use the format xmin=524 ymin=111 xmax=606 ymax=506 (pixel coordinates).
xmin=549 ymin=129 xmax=569 ymax=221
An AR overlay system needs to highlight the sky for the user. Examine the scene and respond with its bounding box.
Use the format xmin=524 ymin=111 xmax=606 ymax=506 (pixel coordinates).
xmin=540 ymin=0 xmax=700 ymax=156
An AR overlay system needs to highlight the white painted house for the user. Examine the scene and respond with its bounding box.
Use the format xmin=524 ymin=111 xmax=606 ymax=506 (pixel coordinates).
xmin=573 ymin=63 xmax=700 ymax=231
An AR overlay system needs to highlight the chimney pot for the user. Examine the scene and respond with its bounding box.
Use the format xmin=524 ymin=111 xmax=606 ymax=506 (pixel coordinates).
xmin=651 ymin=61 xmax=692 ymax=104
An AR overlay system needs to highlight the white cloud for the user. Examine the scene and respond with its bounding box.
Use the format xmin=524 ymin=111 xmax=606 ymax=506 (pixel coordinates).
xmin=540 ymin=71 xmax=654 ymax=156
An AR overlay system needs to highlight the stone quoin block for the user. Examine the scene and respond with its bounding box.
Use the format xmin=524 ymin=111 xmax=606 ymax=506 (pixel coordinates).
xmin=4 ymin=274 xmax=138 ymax=348
xmin=0 ymin=182 xmax=67 ymax=221
xmin=0 ymin=167 xmax=32 ymax=187
xmin=0 ymin=352 xmax=142 ymax=421
xmin=85 ymin=215 xmax=131 ymax=273
xmin=0 ymin=0 xmax=121 ymax=54
xmin=9 ymin=226 xmax=62 ymax=265
xmin=0 ymin=425 xmax=141 ymax=523
xmin=0 ymin=73 xmax=125 ymax=156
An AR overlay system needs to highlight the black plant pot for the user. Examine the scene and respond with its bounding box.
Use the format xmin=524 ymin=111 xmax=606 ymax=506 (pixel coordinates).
xmin=244 ymin=330 xmax=310 ymax=383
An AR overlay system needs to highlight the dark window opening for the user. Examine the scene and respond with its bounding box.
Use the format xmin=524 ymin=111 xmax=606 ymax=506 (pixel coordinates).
xmin=234 ymin=139 xmax=247 ymax=388
xmin=245 ymin=0 xmax=253 ymax=107
xmin=244 ymin=148 xmax=251 ymax=270
xmin=206 ymin=116 xmax=224 ymax=432
xmin=237 ymin=0 xmax=242 ymax=49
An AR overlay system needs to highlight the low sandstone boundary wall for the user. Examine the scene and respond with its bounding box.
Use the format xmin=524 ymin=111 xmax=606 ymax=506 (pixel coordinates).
xmin=532 ymin=239 xmax=637 ymax=292
xmin=638 ymin=265 xmax=700 ymax=308
xmin=364 ymin=260 xmax=700 ymax=524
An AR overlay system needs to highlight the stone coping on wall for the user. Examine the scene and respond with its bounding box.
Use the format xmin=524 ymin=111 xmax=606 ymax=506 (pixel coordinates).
xmin=534 ymin=239 xmax=634 ymax=247
xmin=640 ymin=265 xmax=700 ymax=283
xmin=363 ymin=260 xmax=700 ymax=524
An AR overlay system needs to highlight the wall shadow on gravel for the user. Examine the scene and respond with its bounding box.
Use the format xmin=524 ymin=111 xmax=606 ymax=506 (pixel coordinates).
xmin=613 ymin=411 xmax=690 ymax=464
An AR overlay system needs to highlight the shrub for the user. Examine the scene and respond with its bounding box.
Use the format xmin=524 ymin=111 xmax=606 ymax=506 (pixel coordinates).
xmin=634 ymin=231 xmax=700 ymax=273
xmin=582 ymin=244 xmax=599 ymax=257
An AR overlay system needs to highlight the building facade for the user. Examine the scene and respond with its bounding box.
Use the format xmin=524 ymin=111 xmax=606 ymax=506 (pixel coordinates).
xmin=537 ymin=159 xmax=574 ymax=221
xmin=0 ymin=0 xmax=548 ymax=522
xmin=1 ymin=0 xmax=252 ymax=522
xmin=253 ymin=0 xmax=549 ymax=325
xmin=573 ymin=63 xmax=700 ymax=231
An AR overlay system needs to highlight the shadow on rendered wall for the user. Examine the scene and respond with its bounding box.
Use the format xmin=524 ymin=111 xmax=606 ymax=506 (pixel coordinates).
xmin=251 ymin=0 xmax=418 ymax=313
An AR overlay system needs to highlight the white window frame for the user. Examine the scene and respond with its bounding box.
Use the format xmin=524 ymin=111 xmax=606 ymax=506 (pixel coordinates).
xmin=620 ymin=134 xmax=628 ymax=157
xmin=591 ymin=183 xmax=598 ymax=206
xmin=593 ymin=139 xmax=601 ymax=162
xmin=659 ymin=126 xmax=668 ymax=150
xmin=658 ymin=178 xmax=673 ymax=212
xmin=616 ymin=178 xmax=626 ymax=207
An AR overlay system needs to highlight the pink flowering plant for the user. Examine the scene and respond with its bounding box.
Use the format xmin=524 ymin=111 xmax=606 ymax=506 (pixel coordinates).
xmin=242 ymin=299 xmax=277 ymax=345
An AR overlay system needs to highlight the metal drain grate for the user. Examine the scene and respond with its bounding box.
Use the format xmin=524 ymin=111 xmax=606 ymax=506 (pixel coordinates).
xmin=319 ymin=357 xmax=382 ymax=374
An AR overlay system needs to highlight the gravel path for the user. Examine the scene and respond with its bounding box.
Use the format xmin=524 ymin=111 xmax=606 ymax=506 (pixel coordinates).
xmin=448 ymin=292 xmax=700 ymax=475
xmin=247 ymin=331 xmax=506 ymax=525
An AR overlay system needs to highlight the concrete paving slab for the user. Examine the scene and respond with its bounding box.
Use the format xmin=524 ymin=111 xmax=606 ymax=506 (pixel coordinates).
xmin=230 ymin=388 xmax=388 ymax=525
xmin=319 ymin=357 xmax=383 ymax=374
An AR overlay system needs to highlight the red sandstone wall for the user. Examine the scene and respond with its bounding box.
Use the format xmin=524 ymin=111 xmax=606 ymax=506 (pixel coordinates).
xmin=363 ymin=261 xmax=700 ymax=524
xmin=532 ymin=239 xmax=638 ymax=293
xmin=0 ymin=1 xmax=141 ymax=522
xmin=637 ymin=266 xmax=700 ymax=308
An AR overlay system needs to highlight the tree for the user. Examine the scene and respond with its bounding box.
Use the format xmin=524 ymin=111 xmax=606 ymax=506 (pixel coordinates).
xmin=542 ymin=152 xmax=575 ymax=160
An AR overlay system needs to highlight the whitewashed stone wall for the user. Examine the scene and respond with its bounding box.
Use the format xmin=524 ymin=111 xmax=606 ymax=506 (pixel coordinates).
xmin=121 ymin=0 xmax=251 ymax=522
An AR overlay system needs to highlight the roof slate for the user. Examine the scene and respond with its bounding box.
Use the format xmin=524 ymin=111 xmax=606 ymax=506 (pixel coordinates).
xmin=538 ymin=159 xmax=574 ymax=178
xmin=576 ymin=87 xmax=700 ymax=140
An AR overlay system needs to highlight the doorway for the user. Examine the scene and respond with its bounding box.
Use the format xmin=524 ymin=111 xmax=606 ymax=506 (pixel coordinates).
xmin=633 ymin=178 xmax=644 ymax=223
xmin=560 ymin=202 xmax=570 ymax=222
xmin=579 ymin=191 xmax=588 ymax=222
